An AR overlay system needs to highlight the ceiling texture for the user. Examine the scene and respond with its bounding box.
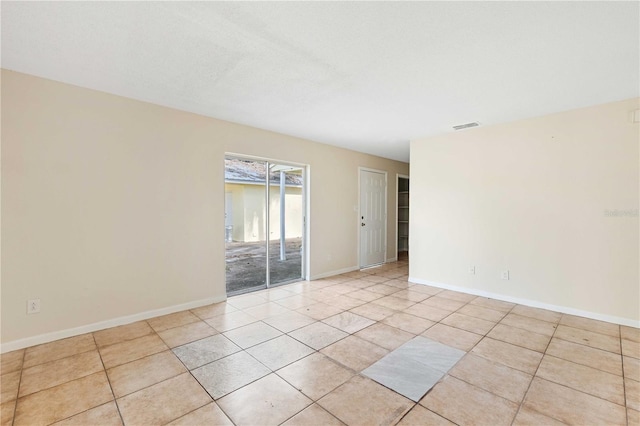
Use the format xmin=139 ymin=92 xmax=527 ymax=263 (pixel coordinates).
xmin=2 ymin=1 xmax=639 ymax=162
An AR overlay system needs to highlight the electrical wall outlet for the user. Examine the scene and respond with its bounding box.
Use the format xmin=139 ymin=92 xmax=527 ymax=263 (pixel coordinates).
xmin=469 ymin=265 xmax=475 ymax=275
xmin=501 ymin=270 xmax=510 ymax=280
xmin=27 ymin=299 xmax=41 ymax=314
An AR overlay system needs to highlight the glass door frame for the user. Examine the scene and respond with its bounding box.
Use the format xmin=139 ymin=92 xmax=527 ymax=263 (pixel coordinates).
xmin=225 ymin=153 xmax=308 ymax=295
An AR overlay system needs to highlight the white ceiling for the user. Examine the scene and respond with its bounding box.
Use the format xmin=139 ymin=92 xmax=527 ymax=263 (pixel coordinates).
xmin=2 ymin=2 xmax=638 ymax=162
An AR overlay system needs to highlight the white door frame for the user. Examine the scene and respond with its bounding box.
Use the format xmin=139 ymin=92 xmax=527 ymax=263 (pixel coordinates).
xmin=358 ymin=167 xmax=388 ymax=269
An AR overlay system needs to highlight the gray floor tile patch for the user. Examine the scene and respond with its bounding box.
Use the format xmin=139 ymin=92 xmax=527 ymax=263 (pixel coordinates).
xmin=173 ymin=334 xmax=241 ymax=370
xmin=191 ymin=351 xmax=270 ymax=399
xmin=362 ymin=336 xmax=465 ymax=402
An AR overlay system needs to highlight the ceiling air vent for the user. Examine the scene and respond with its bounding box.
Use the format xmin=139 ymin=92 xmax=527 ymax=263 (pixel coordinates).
xmin=453 ymin=122 xmax=479 ymax=131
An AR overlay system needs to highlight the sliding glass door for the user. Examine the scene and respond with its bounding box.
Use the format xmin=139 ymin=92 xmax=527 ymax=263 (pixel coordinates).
xmin=224 ymin=158 xmax=268 ymax=294
xmin=268 ymin=164 xmax=304 ymax=286
xmin=224 ymin=156 xmax=305 ymax=295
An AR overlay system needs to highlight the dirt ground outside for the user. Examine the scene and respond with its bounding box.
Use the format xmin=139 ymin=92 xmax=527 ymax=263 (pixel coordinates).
xmin=225 ymin=238 xmax=303 ymax=294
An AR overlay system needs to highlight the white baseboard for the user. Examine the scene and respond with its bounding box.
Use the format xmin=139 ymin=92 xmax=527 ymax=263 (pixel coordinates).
xmin=387 ymin=257 xmax=398 ymax=263
xmin=310 ymin=265 xmax=359 ymax=281
xmin=409 ymin=277 xmax=640 ymax=328
xmin=0 ymin=295 xmax=227 ymax=354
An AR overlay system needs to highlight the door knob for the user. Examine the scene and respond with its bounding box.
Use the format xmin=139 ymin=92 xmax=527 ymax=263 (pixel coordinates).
xmin=361 ymin=223 xmax=365 ymax=226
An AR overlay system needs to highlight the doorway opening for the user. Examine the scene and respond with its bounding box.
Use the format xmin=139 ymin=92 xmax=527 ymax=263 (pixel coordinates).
xmin=224 ymin=156 xmax=306 ymax=296
xmin=397 ymin=175 xmax=409 ymax=261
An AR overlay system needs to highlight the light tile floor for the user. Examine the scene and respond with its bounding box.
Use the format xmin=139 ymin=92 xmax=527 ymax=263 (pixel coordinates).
xmin=1 ymin=260 xmax=639 ymax=425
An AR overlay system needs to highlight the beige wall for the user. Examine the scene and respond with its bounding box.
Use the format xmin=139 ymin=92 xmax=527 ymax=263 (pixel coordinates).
xmin=410 ymin=98 xmax=639 ymax=324
xmin=1 ymin=70 xmax=408 ymax=346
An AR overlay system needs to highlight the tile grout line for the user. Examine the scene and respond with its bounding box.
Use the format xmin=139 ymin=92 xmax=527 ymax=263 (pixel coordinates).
xmin=453 ymin=301 xmax=516 ymax=418
xmin=274 ymin=400 xmax=315 ymax=426
xmin=270 ymin=357 xmax=326 ymax=426
xmin=118 ymin=328 xmax=229 ymax=425
xmin=91 ymin=331 xmax=127 ymax=426
xmin=102 ymin=321 xmax=222 ymax=426
xmin=9 ymin=341 xmax=105 ymax=423
xmin=506 ymin=301 xmax=541 ymax=426
xmin=552 ymin=323 xmax=624 ymax=355
xmin=540 ymin=352 xmax=625 ymax=380
xmin=9 ymin=347 xmax=26 ymax=426
xmin=620 ymin=324 xmax=629 ymax=426
xmin=445 ymin=299 xmax=521 ymax=425
xmin=19 ymin=344 xmax=96 ymax=371
xmin=205 ymin=343 xmax=308 ymax=425
xmin=178 ymin=364 xmax=230 ymax=426
xmin=99 ymin=349 xmax=182 ymax=398
xmin=509 ymin=313 xmax=564 ymax=426
xmin=496 ymin=315 xmax=623 ymax=360
xmin=438 ymin=306 xmax=495 ymax=343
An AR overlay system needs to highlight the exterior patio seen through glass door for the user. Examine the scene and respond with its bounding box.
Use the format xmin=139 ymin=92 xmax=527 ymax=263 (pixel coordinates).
xmin=225 ymin=156 xmax=305 ymax=295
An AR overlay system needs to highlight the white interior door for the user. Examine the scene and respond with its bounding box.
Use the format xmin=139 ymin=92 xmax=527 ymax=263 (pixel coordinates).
xmin=360 ymin=169 xmax=387 ymax=268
